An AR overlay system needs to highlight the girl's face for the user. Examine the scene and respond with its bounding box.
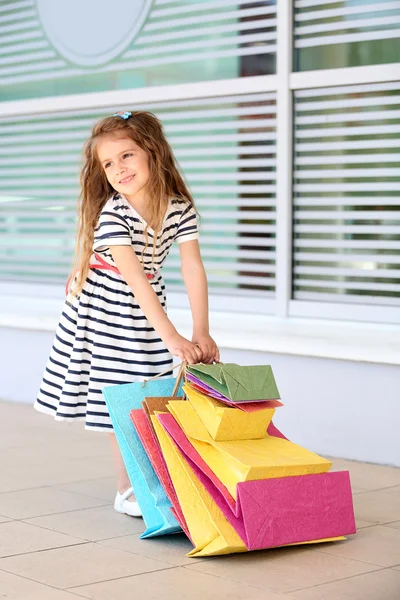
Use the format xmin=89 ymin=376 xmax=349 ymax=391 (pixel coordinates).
xmin=97 ymin=135 xmax=150 ymax=202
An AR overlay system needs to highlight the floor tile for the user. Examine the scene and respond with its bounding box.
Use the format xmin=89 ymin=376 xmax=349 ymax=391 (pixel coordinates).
xmin=0 ymin=413 xmax=88 ymax=451
xmin=384 ymin=521 xmax=400 ymax=530
xmin=330 ymin=459 xmax=400 ymax=491
xmin=286 ymin=568 xmax=400 ymax=600
xmin=0 ymin=454 xmax=115 ymax=494
xmin=53 ymin=439 xmax=110 ymax=460
xmin=0 ymin=515 xmax=11 ymax=523
xmin=353 ymin=486 xmax=400 ymax=524
xmin=0 ymin=521 xmax=85 ymax=558
xmin=56 ymin=478 xmax=116 ymax=502
xmin=315 ymin=526 xmax=400 ymax=567
xmin=0 ymin=569 xmax=80 ymax=600
xmin=185 ymin=546 xmax=378 ymax=594
xmin=0 ymin=542 xmax=174 ymax=589
xmin=356 ymin=520 xmax=376 ymax=530
xmin=99 ymin=532 xmax=199 ymax=566
xmin=2 ymin=401 xmax=399 ymax=600
xmin=24 ymin=505 xmax=145 ymax=541
xmin=71 ymin=566 xmax=282 ymax=599
xmin=0 ymin=487 xmax=108 ymax=519
xmin=351 ymin=487 xmax=368 ymax=495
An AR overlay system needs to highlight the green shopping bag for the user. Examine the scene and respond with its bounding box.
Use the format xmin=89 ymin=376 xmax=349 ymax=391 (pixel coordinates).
xmin=186 ymin=363 xmax=280 ymax=402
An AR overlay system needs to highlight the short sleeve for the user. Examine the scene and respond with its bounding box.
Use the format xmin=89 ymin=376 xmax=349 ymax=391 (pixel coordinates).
xmin=93 ymin=209 xmax=132 ymax=252
xmin=174 ymin=203 xmax=199 ymax=244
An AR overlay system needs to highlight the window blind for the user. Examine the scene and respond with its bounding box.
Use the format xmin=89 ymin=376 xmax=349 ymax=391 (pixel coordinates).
xmin=0 ymin=92 xmax=276 ymax=299
xmin=294 ymin=0 xmax=400 ymax=49
xmin=293 ymin=81 xmax=400 ymax=306
xmin=0 ymin=0 xmax=277 ymax=94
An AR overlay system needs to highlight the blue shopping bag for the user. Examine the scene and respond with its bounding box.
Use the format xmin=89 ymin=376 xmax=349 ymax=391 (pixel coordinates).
xmin=103 ymin=376 xmax=183 ymax=538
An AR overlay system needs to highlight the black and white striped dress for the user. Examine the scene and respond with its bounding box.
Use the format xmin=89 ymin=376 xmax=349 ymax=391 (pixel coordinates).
xmin=34 ymin=192 xmax=198 ymax=432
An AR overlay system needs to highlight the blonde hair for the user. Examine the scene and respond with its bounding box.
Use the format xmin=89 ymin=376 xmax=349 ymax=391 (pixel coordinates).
xmin=70 ymin=111 xmax=196 ymax=295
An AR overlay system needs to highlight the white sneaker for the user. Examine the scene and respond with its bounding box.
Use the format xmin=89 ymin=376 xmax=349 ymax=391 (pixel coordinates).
xmin=114 ymin=487 xmax=142 ymax=518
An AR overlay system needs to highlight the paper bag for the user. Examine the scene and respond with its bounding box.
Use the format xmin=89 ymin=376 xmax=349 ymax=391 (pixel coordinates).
xmin=184 ymin=382 xmax=275 ymax=441
xmin=186 ymin=373 xmax=283 ymax=412
xmin=157 ymin=411 xmax=356 ymax=550
xmin=152 ymin=411 xmax=248 ymax=557
xmin=186 ymin=363 xmax=280 ymax=402
xmin=103 ymin=378 xmax=183 ymax=538
xmin=130 ymin=408 xmax=191 ymax=540
xmin=167 ymin=400 xmax=331 ymax=499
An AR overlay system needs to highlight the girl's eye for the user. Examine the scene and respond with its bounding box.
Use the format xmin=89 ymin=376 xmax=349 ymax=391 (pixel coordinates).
xmin=104 ymin=153 xmax=133 ymax=169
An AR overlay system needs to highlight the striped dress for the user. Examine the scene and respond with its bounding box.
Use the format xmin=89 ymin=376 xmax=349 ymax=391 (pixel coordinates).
xmin=34 ymin=192 xmax=198 ymax=432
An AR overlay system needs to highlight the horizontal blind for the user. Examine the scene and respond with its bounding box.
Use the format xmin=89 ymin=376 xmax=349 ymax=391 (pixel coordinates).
xmin=294 ymin=0 xmax=400 ymax=48
xmin=0 ymin=0 xmax=277 ymax=92
xmin=293 ymin=82 xmax=400 ymax=307
xmin=0 ymin=92 xmax=276 ymax=298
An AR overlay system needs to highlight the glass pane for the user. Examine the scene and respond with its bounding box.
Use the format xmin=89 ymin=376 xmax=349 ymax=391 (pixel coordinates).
xmin=0 ymin=0 xmax=276 ymax=102
xmin=292 ymin=82 xmax=400 ymax=306
xmin=294 ymin=0 xmax=400 ymax=71
xmin=0 ymin=93 xmax=276 ymax=302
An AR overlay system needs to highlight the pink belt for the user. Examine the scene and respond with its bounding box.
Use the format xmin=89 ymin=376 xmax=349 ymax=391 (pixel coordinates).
xmin=65 ymin=253 xmax=155 ymax=295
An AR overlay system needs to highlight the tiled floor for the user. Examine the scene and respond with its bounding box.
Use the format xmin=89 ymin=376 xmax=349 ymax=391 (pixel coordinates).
xmin=1 ymin=401 xmax=400 ymax=600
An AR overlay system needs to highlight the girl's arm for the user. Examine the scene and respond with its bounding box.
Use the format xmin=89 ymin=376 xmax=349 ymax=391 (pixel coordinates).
xmin=110 ymin=245 xmax=202 ymax=364
xmin=179 ymin=240 xmax=220 ymax=363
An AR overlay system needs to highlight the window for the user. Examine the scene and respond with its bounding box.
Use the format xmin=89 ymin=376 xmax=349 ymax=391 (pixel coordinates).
xmin=0 ymin=91 xmax=276 ymax=310
xmin=1 ymin=0 xmax=399 ymax=323
xmin=0 ymin=0 xmax=277 ymax=102
xmin=294 ymin=0 xmax=400 ymax=71
xmin=293 ymin=81 xmax=400 ymax=307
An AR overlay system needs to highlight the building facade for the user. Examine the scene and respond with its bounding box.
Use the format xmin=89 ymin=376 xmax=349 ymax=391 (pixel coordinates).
xmin=1 ymin=1 xmax=399 ymax=464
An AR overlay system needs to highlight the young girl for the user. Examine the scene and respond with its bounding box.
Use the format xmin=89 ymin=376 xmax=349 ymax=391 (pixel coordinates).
xmin=34 ymin=110 xmax=220 ymax=517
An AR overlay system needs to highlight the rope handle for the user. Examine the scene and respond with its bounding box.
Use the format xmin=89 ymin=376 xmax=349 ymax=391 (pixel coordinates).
xmin=172 ymin=361 xmax=186 ymax=396
xmin=141 ymin=357 xmax=223 ymax=394
xmin=141 ymin=360 xmax=186 ymax=391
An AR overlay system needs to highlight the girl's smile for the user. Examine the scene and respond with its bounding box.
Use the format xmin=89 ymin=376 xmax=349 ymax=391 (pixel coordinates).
xmin=97 ymin=135 xmax=150 ymax=202
xmin=119 ymin=174 xmax=135 ymax=185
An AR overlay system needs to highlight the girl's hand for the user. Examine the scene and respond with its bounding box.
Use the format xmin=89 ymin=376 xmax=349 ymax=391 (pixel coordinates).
xmin=192 ymin=333 xmax=220 ymax=364
xmin=164 ymin=332 xmax=203 ymax=364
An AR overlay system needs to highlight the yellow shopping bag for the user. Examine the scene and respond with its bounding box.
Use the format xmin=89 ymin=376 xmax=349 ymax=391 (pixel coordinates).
xmin=184 ymin=382 xmax=275 ymax=441
xmin=153 ymin=410 xmax=343 ymax=557
xmin=167 ymin=400 xmax=331 ymax=499
xmin=151 ymin=412 xmax=248 ymax=557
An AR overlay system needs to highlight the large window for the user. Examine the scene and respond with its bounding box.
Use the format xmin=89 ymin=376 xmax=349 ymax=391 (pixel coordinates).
xmin=293 ymin=82 xmax=400 ymax=307
xmin=0 ymin=0 xmax=399 ymax=322
xmin=0 ymin=92 xmax=276 ymax=310
xmin=294 ymin=0 xmax=400 ymax=71
xmin=0 ymin=0 xmax=276 ymax=102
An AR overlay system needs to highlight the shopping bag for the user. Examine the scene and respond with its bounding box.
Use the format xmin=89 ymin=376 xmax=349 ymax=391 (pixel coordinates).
xmin=129 ymin=407 xmax=192 ymax=540
xmin=103 ymin=376 xmax=183 ymax=538
xmin=151 ymin=410 xmax=248 ymax=557
xmin=186 ymin=373 xmax=283 ymax=413
xmin=166 ymin=400 xmax=331 ymax=499
xmin=153 ymin=411 xmax=350 ymax=557
xmin=185 ymin=373 xmax=283 ymax=411
xmin=142 ymin=396 xmax=178 ymax=431
xmin=186 ymin=363 xmax=280 ymax=402
xmin=157 ymin=411 xmax=356 ymax=550
xmin=184 ymin=382 xmax=276 ymax=441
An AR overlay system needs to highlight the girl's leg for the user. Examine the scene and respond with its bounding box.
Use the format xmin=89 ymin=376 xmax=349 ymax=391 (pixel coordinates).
xmin=108 ymin=432 xmax=136 ymax=501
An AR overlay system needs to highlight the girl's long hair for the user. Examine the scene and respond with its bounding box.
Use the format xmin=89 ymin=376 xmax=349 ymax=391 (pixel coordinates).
xmin=70 ymin=111 xmax=196 ymax=296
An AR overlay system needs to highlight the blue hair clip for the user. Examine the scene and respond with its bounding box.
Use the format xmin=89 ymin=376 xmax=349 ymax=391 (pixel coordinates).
xmin=113 ymin=111 xmax=132 ymax=120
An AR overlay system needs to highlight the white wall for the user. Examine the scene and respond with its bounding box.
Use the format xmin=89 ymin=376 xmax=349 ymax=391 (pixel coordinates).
xmin=1 ymin=327 xmax=399 ymax=467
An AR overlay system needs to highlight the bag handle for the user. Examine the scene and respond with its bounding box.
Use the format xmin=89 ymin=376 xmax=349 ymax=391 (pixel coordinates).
xmin=141 ymin=357 xmax=222 ymax=393
xmin=172 ymin=361 xmax=186 ymax=396
xmin=141 ymin=360 xmax=186 ymax=391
